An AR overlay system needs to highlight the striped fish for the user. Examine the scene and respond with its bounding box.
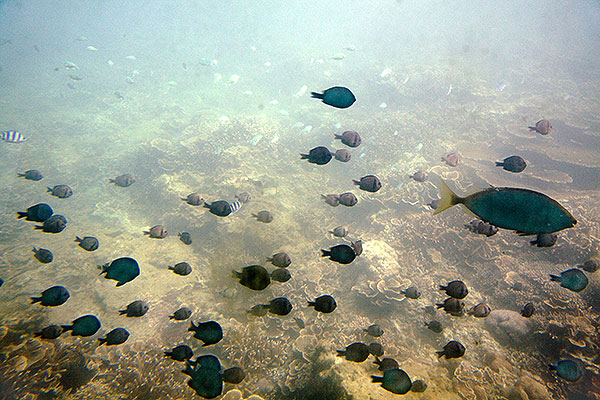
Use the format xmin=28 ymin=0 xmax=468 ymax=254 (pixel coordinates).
xmin=1 ymin=131 xmax=26 ymax=143
xmin=229 ymin=200 xmax=243 ymax=213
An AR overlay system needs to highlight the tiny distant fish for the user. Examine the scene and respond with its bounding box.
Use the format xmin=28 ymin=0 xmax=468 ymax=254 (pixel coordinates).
xmin=125 ymin=55 xmax=136 ymax=60
xmin=330 ymin=52 xmax=345 ymax=60
xmin=1 ymin=130 xmax=26 ymax=143
xmin=87 ymin=46 xmax=98 ymax=51
xmin=380 ymin=68 xmax=392 ymax=78
xmin=69 ymin=74 xmax=82 ymax=81
xmin=446 ymin=85 xmax=453 ymax=96
xmin=495 ymin=82 xmax=506 ymax=92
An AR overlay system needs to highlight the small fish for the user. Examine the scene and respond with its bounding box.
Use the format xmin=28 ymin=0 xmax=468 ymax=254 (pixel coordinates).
xmin=86 ymin=46 xmax=98 ymax=51
xmin=118 ymin=300 xmax=149 ymax=317
xmin=226 ymin=74 xmax=240 ymax=85
xmin=330 ymin=52 xmax=345 ymax=60
xmin=301 ymin=146 xmax=332 ymax=165
xmin=321 ymin=244 xmax=356 ymax=264
xmin=74 ymin=36 xmax=87 ymax=41
xmin=495 ymin=82 xmax=506 ymax=92
xmin=311 ymin=86 xmax=356 ymax=109
xmin=337 ymin=342 xmax=370 ymax=362
xmin=47 ymin=184 xmax=72 ymax=199
xmin=170 ymin=307 xmax=192 ymax=321
xmin=1 ymin=130 xmax=26 ymax=143
xmin=447 ymin=85 xmax=453 ymax=96
xmin=441 ymin=152 xmax=460 ymax=167
xmin=380 ymin=68 xmax=392 ymax=78
xmin=528 ymin=119 xmax=552 ymax=135
xmin=169 ymin=262 xmax=192 ymax=276
xmin=436 ymin=340 xmax=465 ymax=359
xmin=334 ymin=131 xmax=361 ymax=147
xmin=371 ymin=368 xmax=412 ymax=395
xmin=143 ymin=225 xmax=167 ymax=238
xmin=379 ymin=102 xmax=387 ymax=109
xmin=125 ymin=55 xmax=136 ymax=60
xmin=344 ymin=45 xmax=356 ymax=51
xmin=98 ymin=327 xmax=129 ymax=346
xmin=63 ymin=61 xmax=79 ymax=70
xmin=250 ymin=134 xmax=263 ymax=146
xmin=17 ymin=170 xmax=43 ymax=181
xmin=409 ymin=171 xmax=427 ymax=182
xmin=61 ymin=315 xmax=101 ymax=337
xmin=229 ymin=200 xmax=243 ymax=213
xmin=109 ymin=174 xmax=135 ymax=187
xmin=496 ymin=156 xmax=526 ymax=173
xmin=322 ymin=194 xmax=340 ymax=207
xmin=252 ymin=210 xmax=273 ymax=223
xmin=549 ymin=360 xmax=583 ymax=382
xmin=32 ymin=247 xmax=53 ymax=263
xmin=521 ymin=303 xmax=535 ymax=318
xmin=178 ymin=232 xmax=192 ymax=245
xmin=69 ymin=74 xmax=82 ymax=81
xmin=338 ymin=192 xmax=358 ymax=207
xmin=550 ymin=268 xmax=588 ymax=292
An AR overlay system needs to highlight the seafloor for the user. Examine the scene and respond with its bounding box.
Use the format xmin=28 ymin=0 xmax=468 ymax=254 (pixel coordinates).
xmin=0 ymin=54 xmax=599 ymax=400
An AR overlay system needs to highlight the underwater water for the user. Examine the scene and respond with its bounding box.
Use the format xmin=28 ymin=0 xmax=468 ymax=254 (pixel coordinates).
xmin=1 ymin=0 xmax=600 ymax=399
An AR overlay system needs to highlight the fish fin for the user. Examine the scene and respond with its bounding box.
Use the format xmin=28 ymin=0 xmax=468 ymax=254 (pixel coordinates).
xmin=46 ymin=187 xmax=52 ymax=192
xmin=118 ymin=309 xmax=127 ymax=315
xmin=336 ymin=350 xmax=345 ymax=357
xmin=530 ymin=240 xmax=538 ymax=245
xmin=320 ymin=249 xmax=330 ymax=257
xmin=16 ymin=212 xmax=26 ymax=219
xmin=299 ymin=153 xmax=309 ymax=159
xmin=352 ymin=180 xmax=360 ymax=186
xmin=434 ymin=179 xmax=461 ymax=215
xmin=307 ymin=301 xmax=315 ymax=306
xmin=30 ymin=297 xmax=41 ymax=304
xmin=527 ymin=126 xmax=536 ymax=131
xmin=459 ymin=204 xmax=479 ymax=219
xmin=75 ymin=236 xmax=81 ymax=242
xmin=60 ymin=325 xmax=72 ymax=333
xmin=115 ymin=281 xmax=125 ymax=287
xmin=310 ymin=91 xmax=323 ymax=99
xmin=549 ymin=274 xmax=561 ymax=282
xmin=435 ymin=350 xmax=445 ymax=358
xmin=516 ymin=231 xmax=535 ymax=236
xmin=495 ymin=162 xmax=503 ymax=166
xmin=371 ymin=375 xmax=383 ymax=383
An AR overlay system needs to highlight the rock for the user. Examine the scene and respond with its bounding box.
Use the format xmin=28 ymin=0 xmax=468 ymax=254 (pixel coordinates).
xmin=485 ymin=310 xmax=531 ymax=341
xmin=517 ymin=375 xmax=549 ymax=400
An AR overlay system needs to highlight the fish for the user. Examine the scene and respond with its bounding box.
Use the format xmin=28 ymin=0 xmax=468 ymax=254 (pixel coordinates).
xmin=47 ymin=184 xmax=72 ymax=198
xmin=371 ymin=368 xmax=412 ymax=395
xmin=252 ymin=210 xmax=273 ymax=223
xmin=267 ymin=252 xmax=291 ymax=268
xmin=1 ymin=130 xmax=26 ymax=143
xmin=32 ymin=247 xmax=53 ymax=263
xmin=30 ymin=286 xmax=69 ymax=306
xmin=75 ymin=236 xmax=99 ymax=251
xmin=143 ymin=225 xmax=167 ymax=238
xmin=228 ymin=200 xmax=243 ymax=213
xmin=435 ymin=179 xmax=577 ymax=235
xmin=321 ymin=244 xmax=356 ymax=264
xmin=333 ymin=149 xmax=351 ymax=162
xmin=170 ymin=307 xmax=192 ymax=321
xmin=164 ymin=345 xmax=193 ymax=362
xmin=34 ymin=214 xmax=67 ymax=233
xmin=550 ymin=268 xmax=588 ymax=292
xmin=409 ymin=171 xmax=427 ymax=182
xmin=322 ymin=194 xmax=340 ymax=207
xmin=178 ymin=232 xmax=192 ymax=245
xmin=294 ymin=85 xmax=308 ymax=97
xmin=441 ymin=152 xmax=460 ymax=167
xmin=338 ymin=192 xmax=358 ymax=207
xmin=380 ymin=68 xmax=392 ymax=78
xmin=300 ymin=146 xmax=332 ymax=165
xmin=496 ymin=156 xmax=526 ymax=173
xmin=223 ymin=367 xmax=245 ymax=384
xmin=311 ymin=86 xmax=356 ymax=109
xmin=99 ymin=257 xmax=140 ymax=286
xmin=34 ymin=325 xmax=63 ymax=340
xmin=307 ymin=295 xmax=337 ymax=313
xmin=86 ymin=46 xmax=98 ymax=51
xmin=17 ymin=170 xmax=43 ymax=181
xmin=439 ymin=280 xmax=468 ymax=299
xmin=169 ymin=262 xmax=192 ymax=276
xmin=61 ymin=315 xmax=101 ymax=337
xmin=334 ymin=130 xmax=361 ymax=147
xmin=373 ymin=357 xmax=399 ymax=372
xmin=330 ymin=52 xmax=345 ymax=60
xmin=337 ymin=342 xmax=370 ymax=362
xmin=98 ymin=328 xmax=129 ymax=346
xmin=119 ymin=300 xmax=149 ymax=317
xmin=528 ymin=119 xmax=552 ymax=135
xmin=17 ymin=203 xmax=53 ymax=222
xmin=271 ymin=268 xmax=291 ymax=282
xmin=530 ymin=233 xmax=557 ymax=247
xmin=495 ymin=82 xmax=506 ymax=92
xmin=233 ymin=265 xmax=271 ymax=291
xmin=188 ymin=320 xmax=223 ymax=346
xmin=182 ymin=193 xmax=204 ymax=206
xmin=204 ymin=200 xmax=232 ymax=217
xmin=353 ymin=175 xmax=381 ymax=193
xmin=549 ymin=360 xmax=583 ymax=382
xmin=436 ymin=340 xmax=465 ymax=359
xmin=365 ymin=324 xmax=384 ymax=337
xmin=109 ymin=174 xmax=135 ymax=187
xmin=63 ymin=61 xmax=79 ymax=70
xmin=252 ymin=297 xmax=293 ymax=316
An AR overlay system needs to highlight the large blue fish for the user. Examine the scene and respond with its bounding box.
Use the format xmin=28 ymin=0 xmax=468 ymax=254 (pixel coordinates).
xmin=435 ymin=179 xmax=576 ymax=235
xmin=1 ymin=130 xmax=25 ymax=143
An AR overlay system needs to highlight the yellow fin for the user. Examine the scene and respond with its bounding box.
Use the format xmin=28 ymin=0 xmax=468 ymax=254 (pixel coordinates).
xmin=434 ymin=179 xmax=461 ymax=215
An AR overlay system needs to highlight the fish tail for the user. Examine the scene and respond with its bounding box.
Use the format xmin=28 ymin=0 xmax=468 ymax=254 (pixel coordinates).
xmin=434 ymin=179 xmax=462 ymax=215
xmin=435 ymin=350 xmax=445 ymax=358
xmin=75 ymin=236 xmax=81 ymax=242
xmin=202 ymin=202 xmax=210 ymax=209
xmin=16 ymin=211 xmax=26 ymax=219
xmin=495 ymin=162 xmax=503 ymax=167
xmin=320 ymin=249 xmax=331 ymax=257
xmin=310 ymin=91 xmax=324 ymax=99
xmin=97 ymin=338 xmax=107 ymax=346
xmin=352 ymin=180 xmax=360 ymax=186
xmin=435 ymin=303 xmax=443 ymax=309
xmin=438 ymin=285 xmax=447 ymax=291
xmin=108 ymin=179 xmax=115 ymax=183
xmin=118 ymin=309 xmax=127 ymax=315
xmin=164 ymin=351 xmax=172 ymax=357
xmin=548 ymin=364 xmax=557 ymax=371
xmin=30 ymin=296 xmax=41 ymax=304
xmin=371 ymin=375 xmax=383 ymax=383
xmin=307 ymin=301 xmax=315 ymax=307
xmin=529 ymin=239 xmax=538 ymax=246
xmin=33 ymin=225 xmax=43 ymax=230
xmin=17 ymin=173 xmax=24 ymax=177
xmin=549 ymin=274 xmax=561 ymax=282
xmin=336 ymin=350 xmax=345 ymax=357
xmin=60 ymin=325 xmax=72 ymax=333
xmin=527 ymin=126 xmax=536 ymax=131
xmin=46 ymin=187 xmax=52 ymax=192
xmin=300 ymin=153 xmax=309 ymax=159
xmin=334 ymin=134 xmax=342 ymax=139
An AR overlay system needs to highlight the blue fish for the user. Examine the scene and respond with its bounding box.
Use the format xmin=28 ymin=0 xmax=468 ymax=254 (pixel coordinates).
xmin=1 ymin=130 xmax=25 ymax=143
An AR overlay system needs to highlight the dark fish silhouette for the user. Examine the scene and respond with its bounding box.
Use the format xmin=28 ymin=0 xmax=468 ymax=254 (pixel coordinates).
xmin=436 ymin=297 xmax=465 ymax=316
xmin=333 ymin=149 xmax=351 ymax=162
xmin=353 ymin=175 xmax=381 ymax=193
xmin=468 ymin=303 xmax=491 ymax=318
xmin=169 ymin=262 xmax=192 ymax=276
xmin=98 ymin=328 xmax=129 ymax=346
xmin=435 ymin=179 xmax=576 ymax=235
xmin=188 ymin=321 xmax=223 ymax=346
xmin=322 ymin=194 xmax=340 ymax=207
xmin=223 ymin=367 xmax=245 ymax=384
xmin=34 ymin=214 xmax=67 ymax=233
xmin=170 ymin=307 xmax=192 ymax=321
xmin=496 ymin=156 xmax=526 ymax=173
xmin=233 ymin=265 xmax=271 ymax=290
xmin=119 ymin=300 xmax=149 ymax=317
xmin=32 ymin=247 xmax=53 ymax=263
xmin=30 ymin=285 xmax=69 ymax=306
xmin=61 ymin=315 xmax=101 ymax=337
xmin=311 ymin=86 xmax=356 ymax=109
xmin=520 ymin=303 xmax=535 ymax=318
xmin=252 ymin=210 xmax=273 ymax=223
xmin=253 ymin=297 xmax=293 ymax=316
xmin=365 ymin=324 xmax=384 ymax=337
xmin=178 ymin=232 xmax=192 ymax=245
xmin=530 ymin=233 xmax=557 ymax=247
xmin=75 ymin=236 xmax=99 ymax=251
xmin=337 ymin=342 xmax=370 ymax=362
xmin=425 ymin=320 xmax=443 ymax=333
xmin=579 ymin=260 xmax=599 ymax=273
xmin=267 ymin=252 xmax=291 ymax=268
xmin=164 ymin=344 xmax=193 ymax=361
xmin=465 ymin=220 xmax=498 ymax=237
xmin=100 ymin=257 xmax=140 ymax=286
xmin=439 ymin=280 xmax=468 ymax=299
xmin=409 ymin=171 xmax=427 ymax=182
xmin=338 ymin=192 xmax=358 ymax=207
xmin=203 ymin=200 xmax=231 ymax=217
xmin=34 ymin=325 xmax=63 ymax=340
xmin=371 ymin=368 xmax=412 ymax=395
xmin=368 ymin=342 xmax=384 ymax=357
xmin=308 ymin=295 xmax=337 ymax=313
xmin=271 ymin=268 xmax=291 ymax=282
xmin=321 ymin=244 xmax=356 ymax=264
xmin=373 ymin=357 xmax=399 ymax=372
xmin=550 ymin=268 xmax=588 ymax=292
xmin=441 ymin=153 xmax=460 ymax=167
xmin=436 ymin=340 xmax=465 ymax=359
xmin=300 ymin=146 xmax=332 ymax=165
xmin=17 ymin=203 xmax=53 ymax=222
xmin=549 ymin=360 xmax=583 ymax=382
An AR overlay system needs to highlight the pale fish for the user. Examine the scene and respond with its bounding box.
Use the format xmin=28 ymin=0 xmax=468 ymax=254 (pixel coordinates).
xmin=64 ymin=61 xmax=79 ymax=70
xmin=380 ymin=68 xmax=392 ymax=78
xmin=167 ymin=81 xmax=177 ymax=87
xmin=294 ymin=85 xmax=308 ymax=97
xmin=291 ymin=122 xmax=304 ymax=129
xmin=218 ymin=115 xmax=230 ymax=122
xmin=302 ymin=125 xmax=313 ymax=133
xmin=379 ymin=102 xmax=387 ymax=109
xmin=226 ymin=74 xmax=240 ymax=85
xmin=269 ymin=100 xmax=279 ymax=105
xmin=87 ymin=46 xmax=98 ymax=51
xmin=214 ymin=73 xmax=222 ymax=83
xmin=74 ymin=36 xmax=87 ymax=41
xmin=250 ymin=134 xmax=263 ymax=145
xmin=264 ymin=61 xmax=272 ymax=67
xmin=107 ymin=60 xmax=114 ymax=66
xmin=344 ymin=45 xmax=356 ymax=51
xmin=416 ymin=143 xmax=423 ymax=151
xmin=330 ymin=52 xmax=345 ymax=60
xmin=446 ymin=85 xmax=453 ymax=96
xmin=125 ymin=55 xmax=136 ymax=60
